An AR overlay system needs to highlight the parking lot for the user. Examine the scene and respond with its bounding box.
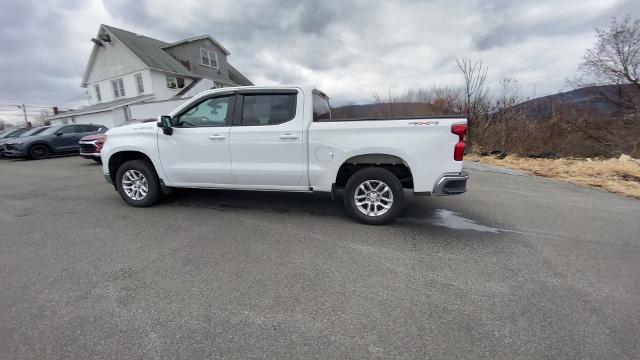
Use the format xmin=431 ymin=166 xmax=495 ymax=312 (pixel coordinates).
xmin=1 ymin=156 xmax=639 ymax=359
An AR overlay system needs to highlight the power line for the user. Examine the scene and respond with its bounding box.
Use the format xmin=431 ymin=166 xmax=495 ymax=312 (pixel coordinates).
xmin=0 ymin=107 xmax=69 ymax=111
xmin=57 ymin=92 xmax=88 ymax=106
xmin=0 ymin=104 xmax=64 ymax=109
xmin=0 ymin=110 xmax=56 ymax=113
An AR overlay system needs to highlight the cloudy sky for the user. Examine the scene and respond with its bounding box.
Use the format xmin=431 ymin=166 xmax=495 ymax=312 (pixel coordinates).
xmin=0 ymin=0 xmax=638 ymax=124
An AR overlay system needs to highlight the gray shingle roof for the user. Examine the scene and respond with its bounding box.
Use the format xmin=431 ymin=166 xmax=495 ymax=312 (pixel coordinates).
xmin=46 ymin=95 xmax=153 ymax=120
xmin=161 ymin=35 xmax=231 ymax=55
xmin=102 ymin=25 xmax=197 ymax=78
xmin=228 ymin=63 xmax=253 ymax=86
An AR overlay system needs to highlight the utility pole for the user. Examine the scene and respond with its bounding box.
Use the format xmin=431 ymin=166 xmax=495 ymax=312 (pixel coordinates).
xmin=17 ymin=104 xmax=29 ymax=127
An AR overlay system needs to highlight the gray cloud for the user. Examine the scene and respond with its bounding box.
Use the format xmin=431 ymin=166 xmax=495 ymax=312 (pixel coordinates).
xmin=0 ymin=0 xmax=639 ymax=124
xmin=472 ymin=0 xmax=640 ymax=51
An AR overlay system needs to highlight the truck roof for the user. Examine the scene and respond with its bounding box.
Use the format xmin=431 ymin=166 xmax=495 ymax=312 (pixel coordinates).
xmin=194 ymin=85 xmax=323 ymax=98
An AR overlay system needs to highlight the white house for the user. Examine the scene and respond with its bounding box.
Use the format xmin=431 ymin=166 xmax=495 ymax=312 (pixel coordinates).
xmin=47 ymin=25 xmax=252 ymax=128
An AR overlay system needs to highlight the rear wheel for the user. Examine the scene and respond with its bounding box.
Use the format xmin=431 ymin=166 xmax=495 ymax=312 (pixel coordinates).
xmin=115 ymin=160 xmax=160 ymax=207
xmin=343 ymin=167 xmax=404 ymax=225
xmin=93 ymin=158 xmax=102 ymax=164
xmin=29 ymin=144 xmax=50 ymax=160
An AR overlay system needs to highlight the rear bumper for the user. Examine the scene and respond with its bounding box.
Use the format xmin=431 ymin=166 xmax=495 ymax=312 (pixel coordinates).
xmin=433 ymin=171 xmax=469 ymax=196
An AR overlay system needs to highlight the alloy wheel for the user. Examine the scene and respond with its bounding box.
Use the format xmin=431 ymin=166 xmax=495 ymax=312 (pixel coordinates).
xmin=353 ymin=180 xmax=394 ymax=217
xmin=122 ymin=170 xmax=148 ymax=200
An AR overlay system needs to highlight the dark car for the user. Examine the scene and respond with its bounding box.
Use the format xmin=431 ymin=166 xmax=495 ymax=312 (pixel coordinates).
xmin=78 ymin=119 xmax=154 ymax=163
xmin=0 ymin=128 xmax=30 ymax=157
xmin=3 ymin=124 xmax=108 ymax=160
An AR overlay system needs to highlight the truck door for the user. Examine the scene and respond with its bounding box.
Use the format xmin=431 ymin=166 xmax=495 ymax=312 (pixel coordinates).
xmin=157 ymin=94 xmax=235 ymax=186
xmin=229 ymin=90 xmax=306 ymax=186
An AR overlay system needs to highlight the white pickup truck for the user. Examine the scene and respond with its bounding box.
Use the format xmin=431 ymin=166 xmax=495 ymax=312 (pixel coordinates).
xmin=101 ymin=86 xmax=468 ymax=224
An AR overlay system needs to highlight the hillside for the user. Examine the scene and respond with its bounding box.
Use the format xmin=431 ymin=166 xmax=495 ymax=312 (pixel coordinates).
xmin=331 ymin=102 xmax=449 ymax=119
xmin=517 ymin=84 xmax=639 ymax=121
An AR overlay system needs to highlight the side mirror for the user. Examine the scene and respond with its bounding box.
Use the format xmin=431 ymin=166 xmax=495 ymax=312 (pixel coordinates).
xmin=55 ymin=132 xmax=63 ymax=137
xmin=157 ymin=115 xmax=173 ymax=135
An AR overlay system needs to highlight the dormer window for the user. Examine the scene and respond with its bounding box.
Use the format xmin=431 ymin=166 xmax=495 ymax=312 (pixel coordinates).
xmin=200 ymin=48 xmax=218 ymax=68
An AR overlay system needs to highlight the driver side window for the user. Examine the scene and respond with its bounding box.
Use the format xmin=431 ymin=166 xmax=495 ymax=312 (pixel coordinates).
xmin=174 ymin=96 xmax=231 ymax=127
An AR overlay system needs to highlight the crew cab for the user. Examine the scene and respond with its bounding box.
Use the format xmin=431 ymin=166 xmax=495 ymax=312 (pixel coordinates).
xmin=101 ymin=86 xmax=468 ymax=224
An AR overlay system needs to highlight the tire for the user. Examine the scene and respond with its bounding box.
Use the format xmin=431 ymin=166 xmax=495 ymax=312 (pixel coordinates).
xmin=93 ymin=158 xmax=103 ymax=164
xmin=343 ymin=167 xmax=405 ymax=225
xmin=115 ymin=159 xmax=161 ymax=207
xmin=29 ymin=144 xmax=50 ymax=160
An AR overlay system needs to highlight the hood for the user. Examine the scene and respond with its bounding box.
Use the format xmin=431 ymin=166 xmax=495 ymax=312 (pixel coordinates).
xmin=80 ymin=133 xmax=106 ymax=141
xmin=4 ymin=133 xmax=47 ymax=145
xmin=106 ymin=122 xmax=157 ymax=136
xmin=0 ymin=137 xmax=17 ymax=145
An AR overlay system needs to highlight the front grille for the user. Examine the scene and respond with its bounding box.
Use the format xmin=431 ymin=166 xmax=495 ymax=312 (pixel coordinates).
xmin=79 ymin=143 xmax=97 ymax=153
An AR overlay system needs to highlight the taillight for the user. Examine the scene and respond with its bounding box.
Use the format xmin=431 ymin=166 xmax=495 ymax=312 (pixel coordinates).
xmin=451 ymin=124 xmax=466 ymax=161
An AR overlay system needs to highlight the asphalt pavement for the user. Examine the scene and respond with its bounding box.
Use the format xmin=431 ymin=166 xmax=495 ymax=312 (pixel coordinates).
xmin=0 ymin=156 xmax=639 ymax=359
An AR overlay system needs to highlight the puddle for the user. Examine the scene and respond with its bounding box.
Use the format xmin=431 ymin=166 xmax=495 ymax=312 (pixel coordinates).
xmin=430 ymin=209 xmax=500 ymax=233
xmin=407 ymin=208 xmax=558 ymax=239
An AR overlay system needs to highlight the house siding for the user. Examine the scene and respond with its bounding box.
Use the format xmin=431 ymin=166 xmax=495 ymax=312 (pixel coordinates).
xmin=149 ymin=70 xmax=194 ymax=101
xmin=88 ymin=69 xmax=152 ymax=105
xmin=85 ymin=36 xmax=146 ymax=85
xmin=163 ymin=39 xmax=231 ymax=83
xmin=49 ymin=111 xmax=117 ymax=128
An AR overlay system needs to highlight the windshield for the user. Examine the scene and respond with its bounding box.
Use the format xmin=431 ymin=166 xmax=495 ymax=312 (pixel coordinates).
xmin=39 ymin=126 xmax=63 ymax=135
xmin=19 ymin=127 xmax=50 ymax=137
xmin=2 ymin=128 xmax=28 ymax=138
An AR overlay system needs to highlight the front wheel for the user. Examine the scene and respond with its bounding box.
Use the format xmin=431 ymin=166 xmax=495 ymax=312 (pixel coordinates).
xmin=115 ymin=160 xmax=161 ymax=207
xmin=343 ymin=167 xmax=405 ymax=225
xmin=29 ymin=144 xmax=50 ymax=160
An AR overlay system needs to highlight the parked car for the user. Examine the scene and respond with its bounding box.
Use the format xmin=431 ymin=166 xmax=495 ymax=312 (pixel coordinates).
xmin=79 ymin=119 xmax=154 ymax=163
xmin=0 ymin=128 xmax=30 ymax=157
xmin=101 ymin=86 xmax=468 ymax=224
xmin=4 ymin=124 xmax=107 ymax=160
xmin=16 ymin=126 xmax=51 ymax=138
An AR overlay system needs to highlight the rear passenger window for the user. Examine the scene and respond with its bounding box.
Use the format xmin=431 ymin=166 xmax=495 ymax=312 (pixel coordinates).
xmin=59 ymin=126 xmax=75 ymax=134
xmin=312 ymin=93 xmax=331 ymax=122
xmin=241 ymin=94 xmax=296 ymax=126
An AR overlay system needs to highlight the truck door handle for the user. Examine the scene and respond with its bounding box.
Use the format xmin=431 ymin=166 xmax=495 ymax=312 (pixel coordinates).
xmin=279 ymin=133 xmax=298 ymax=140
xmin=209 ymin=134 xmax=226 ymax=140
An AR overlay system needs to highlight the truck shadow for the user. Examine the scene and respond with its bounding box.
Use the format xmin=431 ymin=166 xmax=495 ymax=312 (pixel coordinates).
xmin=161 ymin=188 xmax=345 ymax=218
xmin=159 ymin=188 xmax=505 ymax=237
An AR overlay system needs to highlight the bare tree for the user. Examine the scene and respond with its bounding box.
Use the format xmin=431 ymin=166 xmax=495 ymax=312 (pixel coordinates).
xmin=456 ymin=59 xmax=489 ymax=118
xmin=456 ymin=59 xmax=490 ymax=149
xmin=580 ymin=16 xmax=640 ymax=91
xmin=495 ymin=78 xmax=523 ymax=150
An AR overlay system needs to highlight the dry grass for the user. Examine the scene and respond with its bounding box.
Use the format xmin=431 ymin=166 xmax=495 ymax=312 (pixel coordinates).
xmin=467 ymin=154 xmax=640 ymax=199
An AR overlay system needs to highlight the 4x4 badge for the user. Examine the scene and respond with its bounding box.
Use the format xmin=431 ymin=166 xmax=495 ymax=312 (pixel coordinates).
xmin=408 ymin=121 xmax=439 ymax=126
